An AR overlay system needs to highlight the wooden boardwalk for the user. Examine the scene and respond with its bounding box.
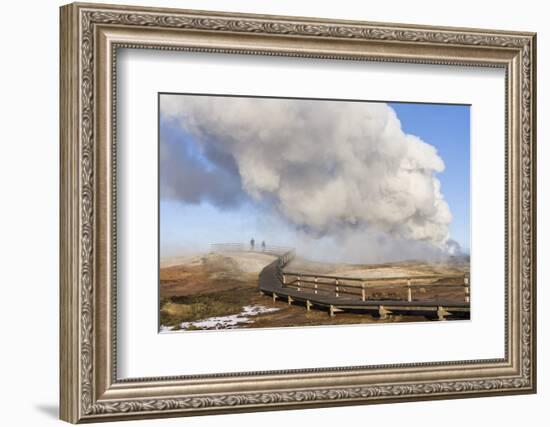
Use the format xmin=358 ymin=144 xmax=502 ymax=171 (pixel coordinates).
xmin=258 ymin=251 xmax=470 ymax=321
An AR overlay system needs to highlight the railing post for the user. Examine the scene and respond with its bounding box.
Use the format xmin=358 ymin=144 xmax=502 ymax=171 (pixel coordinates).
xmin=314 ymin=278 xmax=318 ymax=294
xmin=437 ymin=306 xmax=450 ymax=321
xmin=464 ymin=276 xmax=470 ymax=303
xmin=282 ymin=274 xmax=286 ymax=285
xmin=297 ymin=276 xmax=301 ymax=292
xmin=361 ymin=282 xmax=366 ymax=301
xmin=407 ymin=278 xmax=412 ymax=302
xmin=335 ymin=279 xmax=339 ymax=297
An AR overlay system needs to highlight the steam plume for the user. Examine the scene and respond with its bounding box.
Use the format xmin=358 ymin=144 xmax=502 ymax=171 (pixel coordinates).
xmin=160 ymin=95 xmax=454 ymax=256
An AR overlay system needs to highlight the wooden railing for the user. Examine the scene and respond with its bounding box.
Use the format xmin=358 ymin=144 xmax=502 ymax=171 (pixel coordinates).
xmin=274 ymin=250 xmax=296 ymax=283
xmin=282 ymin=271 xmax=470 ymax=303
xmin=211 ymin=243 xmax=294 ymax=256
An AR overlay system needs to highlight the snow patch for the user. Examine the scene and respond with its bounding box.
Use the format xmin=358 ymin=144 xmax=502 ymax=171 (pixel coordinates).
xmin=172 ymin=305 xmax=280 ymax=331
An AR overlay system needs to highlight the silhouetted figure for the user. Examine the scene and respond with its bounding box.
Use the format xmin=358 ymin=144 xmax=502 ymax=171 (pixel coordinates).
xmin=261 ymin=241 xmax=266 ymax=252
xmin=250 ymin=238 xmax=255 ymax=251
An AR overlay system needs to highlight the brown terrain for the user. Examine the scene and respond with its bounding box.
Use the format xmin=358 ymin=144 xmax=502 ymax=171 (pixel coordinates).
xmin=159 ymin=252 xmax=469 ymax=331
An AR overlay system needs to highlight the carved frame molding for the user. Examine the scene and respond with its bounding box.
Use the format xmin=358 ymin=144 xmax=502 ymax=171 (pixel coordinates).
xmin=60 ymin=2 xmax=536 ymax=423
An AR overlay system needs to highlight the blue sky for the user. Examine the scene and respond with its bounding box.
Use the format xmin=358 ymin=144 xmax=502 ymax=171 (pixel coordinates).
xmin=160 ymin=98 xmax=470 ymax=259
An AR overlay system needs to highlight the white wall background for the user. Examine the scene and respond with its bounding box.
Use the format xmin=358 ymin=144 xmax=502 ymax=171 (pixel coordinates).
xmin=0 ymin=0 xmax=545 ymax=425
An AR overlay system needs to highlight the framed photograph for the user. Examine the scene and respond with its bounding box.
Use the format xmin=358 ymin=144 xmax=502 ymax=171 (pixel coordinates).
xmin=60 ymin=2 xmax=537 ymax=423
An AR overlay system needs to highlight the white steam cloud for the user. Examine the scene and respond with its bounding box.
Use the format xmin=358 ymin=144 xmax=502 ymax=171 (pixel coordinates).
xmin=161 ymin=95 xmax=455 ymax=259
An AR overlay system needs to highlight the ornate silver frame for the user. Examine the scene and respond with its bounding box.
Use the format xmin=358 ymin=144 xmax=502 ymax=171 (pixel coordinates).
xmin=60 ymin=2 xmax=537 ymax=423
